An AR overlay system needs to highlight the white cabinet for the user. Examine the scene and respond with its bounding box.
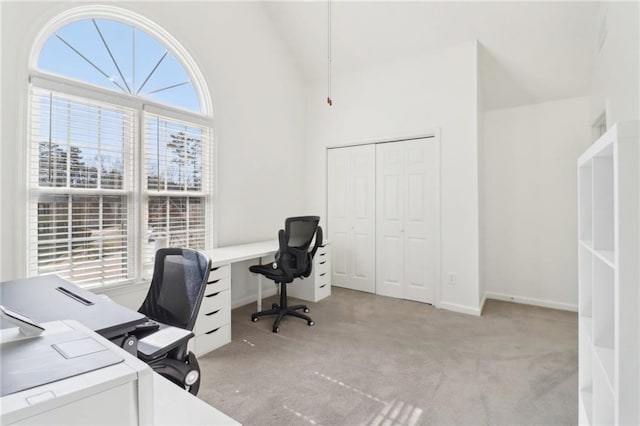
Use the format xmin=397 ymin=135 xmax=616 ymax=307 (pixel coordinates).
xmin=376 ymin=139 xmax=439 ymax=304
xmin=288 ymin=242 xmax=332 ymax=302
xmin=189 ymin=265 xmax=232 ymax=356
xmin=327 ymin=145 xmax=376 ymax=293
xmin=577 ymin=121 xmax=639 ymax=426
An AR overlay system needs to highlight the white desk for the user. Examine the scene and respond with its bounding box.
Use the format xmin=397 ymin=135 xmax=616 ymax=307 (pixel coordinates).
xmin=207 ymin=240 xmax=278 ymax=268
xmin=205 ymin=240 xmax=278 ymax=312
xmin=186 ymin=241 xmax=278 ymax=356
xmin=190 ymin=240 xmax=331 ymax=356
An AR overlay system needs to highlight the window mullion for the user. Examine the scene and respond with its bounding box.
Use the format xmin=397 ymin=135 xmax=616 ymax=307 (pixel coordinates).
xmin=67 ymin=194 xmax=72 ymax=274
xmin=97 ymin=105 xmax=102 ymax=190
xmin=134 ymin=107 xmax=144 ymax=283
xmin=66 ymin=99 xmax=71 ymax=187
xmin=186 ymin=197 xmax=190 ymax=247
xmin=98 ymin=195 xmax=104 ymax=285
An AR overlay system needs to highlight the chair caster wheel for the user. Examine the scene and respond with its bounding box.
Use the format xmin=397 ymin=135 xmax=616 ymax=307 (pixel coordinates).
xmin=272 ymin=303 xmax=278 ymax=309
xmin=251 ymin=315 xmax=258 ymax=322
xmin=303 ymin=307 xmax=310 ymax=313
xmin=273 ymin=327 xmax=280 ymax=333
xmin=307 ymin=320 xmax=315 ymax=326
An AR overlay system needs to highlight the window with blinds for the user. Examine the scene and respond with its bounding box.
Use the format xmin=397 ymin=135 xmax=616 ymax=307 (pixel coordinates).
xmin=29 ymin=89 xmax=135 ymax=287
xmin=29 ymin=89 xmax=212 ymax=288
xmin=143 ymin=113 xmax=209 ymax=276
xmin=28 ymin=15 xmax=213 ymax=289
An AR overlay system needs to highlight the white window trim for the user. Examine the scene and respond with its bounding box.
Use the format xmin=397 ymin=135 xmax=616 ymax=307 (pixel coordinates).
xmin=26 ymin=6 xmax=217 ymax=289
xmin=29 ymin=5 xmax=213 ymax=118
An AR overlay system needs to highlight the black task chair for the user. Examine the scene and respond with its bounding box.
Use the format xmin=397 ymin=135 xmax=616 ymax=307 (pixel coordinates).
xmin=250 ymin=216 xmax=323 ymax=333
xmin=134 ymin=248 xmax=211 ymax=395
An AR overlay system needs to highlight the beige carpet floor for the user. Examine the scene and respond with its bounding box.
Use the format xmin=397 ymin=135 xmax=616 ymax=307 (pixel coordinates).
xmin=197 ymin=287 xmax=577 ymax=426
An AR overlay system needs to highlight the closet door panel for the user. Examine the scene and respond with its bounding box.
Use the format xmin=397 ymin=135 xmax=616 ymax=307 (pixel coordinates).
xmin=349 ymin=145 xmax=376 ymax=293
xmin=331 ymin=232 xmax=349 ymax=284
xmin=328 ymin=144 xmax=376 ymax=293
xmin=403 ymin=139 xmax=438 ymax=304
xmin=405 ymin=236 xmax=429 ymax=299
xmin=328 ymin=148 xmax=350 ymax=287
xmin=376 ymin=142 xmax=404 ymax=298
xmin=378 ymin=234 xmax=402 ymax=296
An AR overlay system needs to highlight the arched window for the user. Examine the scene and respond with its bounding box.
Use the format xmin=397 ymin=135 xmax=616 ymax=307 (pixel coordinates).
xmin=28 ymin=7 xmax=213 ymax=288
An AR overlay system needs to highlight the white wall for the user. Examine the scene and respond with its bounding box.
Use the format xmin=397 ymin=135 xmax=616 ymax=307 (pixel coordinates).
xmin=483 ymin=97 xmax=591 ymax=311
xmin=0 ymin=1 xmax=306 ymax=308
xmin=477 ymin=45 xmax=486 ymax=310
xmin=0 ymin=1 xmax=3 ymax=282
xmin=590 ymin=1 xmax=639 ymax=127
xmin=304 ymin=41 xmax=482 ymax=315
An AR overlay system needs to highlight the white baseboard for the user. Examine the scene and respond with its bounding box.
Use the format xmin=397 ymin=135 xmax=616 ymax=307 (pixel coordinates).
xmin=479 ymin=292 xmax=488 ymax=314
xmin=485 ymin=291 xmax=578 ymax=312
xmin=231 ymin=287 xmax=278 ymax=310
xmin=438 ymin=300 xmax=483 ymax=316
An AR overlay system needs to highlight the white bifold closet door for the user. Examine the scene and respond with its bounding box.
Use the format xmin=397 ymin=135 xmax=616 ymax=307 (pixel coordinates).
xmin=327 ymin=145 xmax=376 ymax=293
xmin=376 ymin=139 xmax=439 ymax=304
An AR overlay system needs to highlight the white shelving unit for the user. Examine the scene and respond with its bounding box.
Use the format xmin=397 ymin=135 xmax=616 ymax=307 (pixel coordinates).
xmin=577 ymin=121 xmax=639 ymax=426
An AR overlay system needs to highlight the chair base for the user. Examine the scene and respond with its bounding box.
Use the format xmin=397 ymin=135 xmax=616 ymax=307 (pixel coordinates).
xmin=250 ymin=282 xmax=315 ymax=333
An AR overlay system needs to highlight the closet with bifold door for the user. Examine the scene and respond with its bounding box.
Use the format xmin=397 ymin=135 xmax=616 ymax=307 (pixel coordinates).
xmin=327 ymin=137 xmax=440 ymax=304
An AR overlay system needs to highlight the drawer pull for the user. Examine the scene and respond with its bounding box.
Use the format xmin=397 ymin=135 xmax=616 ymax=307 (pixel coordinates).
xmin=206 ymin=291 xmax=221 ymax=298
xmin=319 ymin=252 xmax=326 ymax=256
xmin=320 ymin=284 xmax=327 ymax=289
xmin=319 ymin=273 xmax=326 ymax=277
xmin=319 ymin=261 xmax=326 ymax=265
xmin=205 ymin=310 xmax=221 ymax=316
xmin=205 ymin=327 xmax=220 ymax=335
xmin=211 ymin=266 xmax=220 ymax=271
xmin=208 ymin=279 xmax=220 ymax=284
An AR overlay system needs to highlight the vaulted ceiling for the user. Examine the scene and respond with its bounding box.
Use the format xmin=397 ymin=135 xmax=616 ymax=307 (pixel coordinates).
xmin=263 ymin=1 xmax=601 ymax=109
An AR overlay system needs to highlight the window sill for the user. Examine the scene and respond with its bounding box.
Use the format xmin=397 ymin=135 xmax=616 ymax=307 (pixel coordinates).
xmin=92 ymin=280 xmax=151 ymax=298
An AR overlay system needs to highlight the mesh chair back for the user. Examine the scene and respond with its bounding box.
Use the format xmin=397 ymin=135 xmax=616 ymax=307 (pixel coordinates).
xmin=139 ymin=248 xmax=211 ymax=331
xmin=282 ymin=216 xmax=321 ymax=277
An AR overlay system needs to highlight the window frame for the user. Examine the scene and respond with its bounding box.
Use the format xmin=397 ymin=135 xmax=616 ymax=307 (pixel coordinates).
xmin=26 ymin=7 xmax=215 ymax=289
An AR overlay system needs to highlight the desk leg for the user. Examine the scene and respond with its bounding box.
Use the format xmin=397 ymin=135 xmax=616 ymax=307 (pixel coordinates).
xmin=257 ymin=258 xmax=263 ymax=312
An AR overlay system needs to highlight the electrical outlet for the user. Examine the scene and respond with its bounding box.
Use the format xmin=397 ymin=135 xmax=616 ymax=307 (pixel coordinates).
xmin=448 ymin=273 xmax=456 ymax=285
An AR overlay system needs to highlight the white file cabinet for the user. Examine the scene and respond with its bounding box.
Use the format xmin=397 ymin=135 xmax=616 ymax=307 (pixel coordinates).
xmin=288 ymin=242 xmax=331 ymax=302
xmin=189 ymin=265 xmax=232 ymax=356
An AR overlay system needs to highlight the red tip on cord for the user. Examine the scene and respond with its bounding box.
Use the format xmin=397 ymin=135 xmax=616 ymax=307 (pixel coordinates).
xmin=327 ymin=97 xmax=333 ymax=106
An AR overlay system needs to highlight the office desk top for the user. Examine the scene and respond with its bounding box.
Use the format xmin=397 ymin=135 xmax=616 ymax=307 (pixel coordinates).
xmin=1 ymin=319 xmax=240 ymax=425
xmin=204 ymin=240 xmax=278 ymax=267
xmin=154 ymin=373 xmax=240 ymax=425
xmin=0 ymin=275 xmax=146 ymax=339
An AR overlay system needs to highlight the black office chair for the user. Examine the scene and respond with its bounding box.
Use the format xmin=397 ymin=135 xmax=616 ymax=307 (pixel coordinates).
xmin=250 ymin=216 xmax=323 ymax=333
xmin=134 ymin=248 xmax=211 ymax=395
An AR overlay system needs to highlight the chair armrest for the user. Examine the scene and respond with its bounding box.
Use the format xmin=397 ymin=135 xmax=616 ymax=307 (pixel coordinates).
xmin=137 ymin=325 xmax=193 ymax=361
xmin=309 ymin=226 xmax=323 ymax=258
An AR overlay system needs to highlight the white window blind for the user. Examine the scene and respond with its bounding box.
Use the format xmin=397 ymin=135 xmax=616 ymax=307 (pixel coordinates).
xmin=28 ymin=89 xmax=136 ymax=288
xmin=143 ymin=113 xmax=210 ymax=276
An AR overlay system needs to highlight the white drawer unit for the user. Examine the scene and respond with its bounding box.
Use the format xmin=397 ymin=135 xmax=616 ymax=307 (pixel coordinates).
xmin=190 ymin=324 xmax=232 ymax=357
xmin=194 ymin=290 xmax=230 ymax=335
xmin=191 ymin=264 xmax=232 ymax=356
xmin=288 ymin=242 xmax=332 ymax=303
xmin=209 ymin=264 xmax=231 ymax=282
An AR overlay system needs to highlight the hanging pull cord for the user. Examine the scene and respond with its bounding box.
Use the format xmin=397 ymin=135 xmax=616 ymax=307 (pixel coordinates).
xmin=327 ymin=0 xmax=333 ymax=106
